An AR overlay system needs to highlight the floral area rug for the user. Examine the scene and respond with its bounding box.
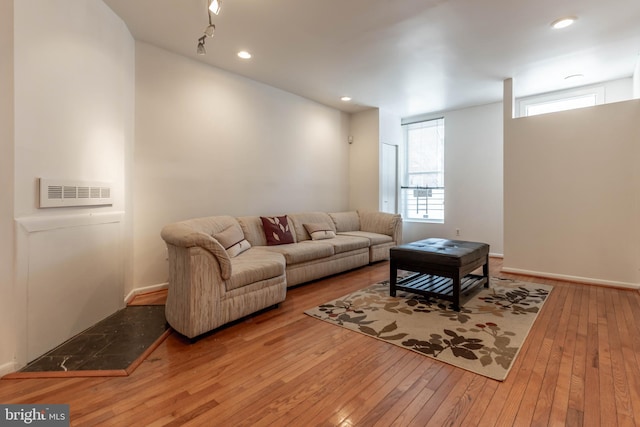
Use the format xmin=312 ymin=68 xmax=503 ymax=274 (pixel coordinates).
xmin=304 ymin=277 xmax=552 ymax=381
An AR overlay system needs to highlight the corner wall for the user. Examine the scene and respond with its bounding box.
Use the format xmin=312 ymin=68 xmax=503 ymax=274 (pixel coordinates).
xmin=504 ymin=80 xmax=640 ymax=287
xmin=634 ymin=57 xmax=640 ymax=99
xmin=349 ymin=109 xmax=380 ymax=211
xmin=0 ymin=0 xmax=16 ymax=374
xmin=9 ymin=0 xmax=135 ymax=367
xmin=379 ymin=108 xmax=402 ymax=214
xmin=134 ymin=42 xmax=350 ymax=289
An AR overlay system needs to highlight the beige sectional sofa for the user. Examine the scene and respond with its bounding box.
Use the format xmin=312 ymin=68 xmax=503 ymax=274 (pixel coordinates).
xmin=160 ymin=210 xmax=402 ymax=338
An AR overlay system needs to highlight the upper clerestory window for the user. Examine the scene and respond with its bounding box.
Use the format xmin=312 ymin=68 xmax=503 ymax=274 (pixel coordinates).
xmin=518 ymin=85 xmax=604 ymax=117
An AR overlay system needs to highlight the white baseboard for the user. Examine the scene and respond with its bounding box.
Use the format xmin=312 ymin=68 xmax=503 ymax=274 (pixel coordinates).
xmin=501 ymin=267 xmax=640 ymax=290
xmin=0 ymin=360 xmax=19 ymax=377
xmin=124 ymin=282 xmax=169 ymax=304
xmin=489 ymin=253 xmax=504 ymax=259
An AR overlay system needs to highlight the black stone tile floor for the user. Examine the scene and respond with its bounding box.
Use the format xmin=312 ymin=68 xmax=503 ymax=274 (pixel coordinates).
xmin=20 ymin=305 xmax=169 ymax=372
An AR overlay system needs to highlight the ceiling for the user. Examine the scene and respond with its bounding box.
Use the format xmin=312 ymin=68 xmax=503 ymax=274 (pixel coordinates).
xmin=104 ymin=0 xmax=640 ymax=118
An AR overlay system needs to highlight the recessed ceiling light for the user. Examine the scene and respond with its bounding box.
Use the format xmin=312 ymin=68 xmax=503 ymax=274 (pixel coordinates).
xmin=564 ymin=73 xmax=584 ymax=80
xmin=340 ymin=96 xmax=352 ymax=102
xmin=551 ymin=17 xmax=577 ymax=29
xmin=237 ymin=51 xmax=252 ymax=59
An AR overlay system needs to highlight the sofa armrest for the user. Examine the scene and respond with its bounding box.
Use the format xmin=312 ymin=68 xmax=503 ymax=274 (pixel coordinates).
xmin=358 ymin=210 xmax=403 ymax=243
xmin=161 ymin=223 xmax=232 ymax=280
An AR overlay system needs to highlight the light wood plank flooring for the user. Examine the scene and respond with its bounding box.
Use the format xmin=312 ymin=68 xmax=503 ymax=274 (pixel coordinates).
xmin=2 ymin=259 xmax=640 ymax=426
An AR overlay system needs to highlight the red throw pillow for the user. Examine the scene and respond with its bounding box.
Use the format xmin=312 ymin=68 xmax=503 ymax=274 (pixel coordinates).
xmin=260 ymin=215 xmax=295 ymax=245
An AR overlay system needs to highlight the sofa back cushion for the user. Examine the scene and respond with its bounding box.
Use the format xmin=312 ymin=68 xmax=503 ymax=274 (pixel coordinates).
xmin=329 ymin=211 xmax=360 ymax=232
xmin=179 ymin=215 xmax=240 ymax=236
xmin=237 ymin=216 xmax=268 ymax=246
xmin=288 ymin=212 xmax=336 ymax=241
xmin=358 ymin=210 xmax=402 ymax=237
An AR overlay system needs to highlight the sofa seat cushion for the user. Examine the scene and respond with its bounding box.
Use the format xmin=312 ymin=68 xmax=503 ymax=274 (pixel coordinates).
xmin=226 ymin=248 xmax=286 ymax=291
xmin=317 ymin=234 xmax=370 ymax=254
xmin=264 ymin=241 xmax=334 ymax=264
xmin=338 ymin=231 xmax=393 ymax=246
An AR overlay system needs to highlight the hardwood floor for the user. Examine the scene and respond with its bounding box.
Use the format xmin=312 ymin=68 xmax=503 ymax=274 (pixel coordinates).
xmin=2 ymin=259 xmax=640 ymax=426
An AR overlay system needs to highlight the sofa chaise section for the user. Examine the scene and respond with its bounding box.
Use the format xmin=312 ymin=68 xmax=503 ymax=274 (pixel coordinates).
xmin=160 ymin=216 xmax=287 ymax=338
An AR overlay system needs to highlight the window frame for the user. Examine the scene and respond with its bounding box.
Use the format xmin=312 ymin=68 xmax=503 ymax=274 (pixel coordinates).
xmin=517 ymin=85 xmax=604 ymax=117
xmin=400 ymin=117 xmax=445 ymax=224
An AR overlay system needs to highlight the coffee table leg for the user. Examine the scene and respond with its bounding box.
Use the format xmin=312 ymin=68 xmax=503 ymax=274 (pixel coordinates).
xmin=390 ymin=259 xmax=397 ymax=297
xmin=453 ymin=270 xmax=461 ymax=311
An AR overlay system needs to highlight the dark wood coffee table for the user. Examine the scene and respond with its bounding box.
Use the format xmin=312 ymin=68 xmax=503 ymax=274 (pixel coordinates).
xmin=390 ymin=238 xmax=489 ymax=311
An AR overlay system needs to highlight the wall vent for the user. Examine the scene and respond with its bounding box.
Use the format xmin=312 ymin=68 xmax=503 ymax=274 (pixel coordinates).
xmin=39 ymin=178 xmax=114 ymax=208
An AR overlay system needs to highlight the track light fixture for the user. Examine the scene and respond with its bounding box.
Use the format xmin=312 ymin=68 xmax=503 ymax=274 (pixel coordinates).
xmin=197 ymin=36 xmax=206 ymax=55
xmin=196 ymin=0 xmax=219 ymax=55
xmin=204 ymin=23 xmax=216 ymax=38
xmin=209 ymin=0 xmax=222 ymax=15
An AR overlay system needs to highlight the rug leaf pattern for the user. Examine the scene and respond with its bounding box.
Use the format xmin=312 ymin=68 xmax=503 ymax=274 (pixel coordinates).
xmin=305 ymin=278 xmax=551 ymax=381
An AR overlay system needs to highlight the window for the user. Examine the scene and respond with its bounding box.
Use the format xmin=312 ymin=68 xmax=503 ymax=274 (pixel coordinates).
xmin=518 ymin=85 xmax=604 ymax=117
xmin=400 ymin=118 xmax=445 ymax=222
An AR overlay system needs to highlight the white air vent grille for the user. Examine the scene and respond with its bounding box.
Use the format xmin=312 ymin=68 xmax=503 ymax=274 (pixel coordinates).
xmin=64 ymin=186 xmax=76 ymax=199
xmin=48 ymin=186 xmax=63 ymax=199
xmin=39 ymin=178 xmax=114 ymax=208
xmin=78 ymin=187 xmax=90 ymax=198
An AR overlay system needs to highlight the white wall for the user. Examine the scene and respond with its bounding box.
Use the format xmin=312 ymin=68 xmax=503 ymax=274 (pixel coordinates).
xmin=0 ymin=0 xmax=16 ymax=375
xmin=379 ymin=109 xmax=402 ymax=213
xmin=134 ymin=42 xmax=351 ymax=289
xmin=349 ymin=109 xmax=380 ymax=211
xmin=634 ymin=58 xmax=640 ymax=99
xmin=504 ymin=88 xmax=640 ymax=287
xmin=603 ymin=77 xmax=634 ymax=103
xmin=401 ymin=103 xmax=504 ymax=254
xmin=379 ymin=108 xmax=402 ymax=147
xmin=8 ymin=0 xmax=135 ymax=367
